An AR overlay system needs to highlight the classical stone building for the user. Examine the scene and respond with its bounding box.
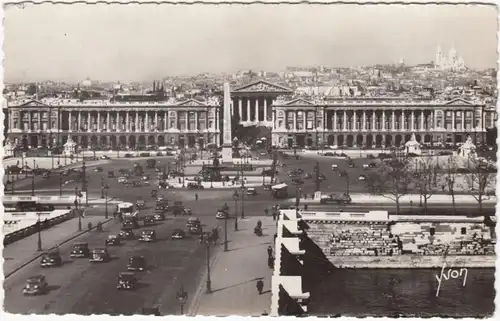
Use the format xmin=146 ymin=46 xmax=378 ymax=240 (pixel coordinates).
xmin=6 ymin=97 xmax=221 ymax=150
xmin=271 ymin=96 xmax=493 ymax=149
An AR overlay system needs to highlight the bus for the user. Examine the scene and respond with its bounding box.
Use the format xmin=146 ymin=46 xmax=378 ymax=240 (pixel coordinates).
xmin=116 ymin=202 xmax=134 ymax=215
xmin=12 ymin=201 xmax=55 ymax=212
xmin=271 ymin=183 xmax=289 ymax=199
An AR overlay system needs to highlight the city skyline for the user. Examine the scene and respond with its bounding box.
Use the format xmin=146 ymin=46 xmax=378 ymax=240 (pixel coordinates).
xmin=4 ymin=4 xmax=497 ymax=82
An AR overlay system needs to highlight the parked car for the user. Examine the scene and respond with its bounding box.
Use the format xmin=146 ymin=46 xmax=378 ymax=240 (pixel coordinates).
xmin=136 ymin=199 xmax=146 ymax=209
xmin=70 ymin=243 xmax=90 ymax=258
xmin=246 ymin=187 xmax=257 ymax=196
xmin=40 ymin=250 xmax=62 ymax=268
xmin=23 ymin=275 xmax=49 ymax=295
xmin=186 ymin=217 xmax=201 ymax=228
xmin=143 ymin=215 xmax=156 ymax=226
xmin=119 ymin=228 xmax=136 ymax=240
xmin=153 ymin=213 xmax=165 ymax=221
xmin=216 ymin=210 xmax=228 ymax=219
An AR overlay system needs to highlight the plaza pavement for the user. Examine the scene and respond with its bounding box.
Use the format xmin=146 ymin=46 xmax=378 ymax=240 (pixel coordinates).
xmin=188 ymin=216 xmax=276 ymax=316
xmin=288 ymin=192 xmax=497 ymax=205
xmin=3 ymin=213 xmax=115 ymax=277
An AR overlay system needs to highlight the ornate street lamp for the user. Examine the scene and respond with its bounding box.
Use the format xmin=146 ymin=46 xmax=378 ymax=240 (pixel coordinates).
xmin=176 ymin=284 xmax=188 ymax=314
xmin=203 ymin=232 xmax=212 ymax=293
xmin=101 ymin=175 xmax=105 ymax=199
xmin=233 ymin=190 xmax=239 ymax=231
xmin=224 ymin=211 xmax=228 ymax=252
xmin=75 ymin=187 xmax=82 ymax=231
xmin=59 ymin=174 xmax=63 ymax=196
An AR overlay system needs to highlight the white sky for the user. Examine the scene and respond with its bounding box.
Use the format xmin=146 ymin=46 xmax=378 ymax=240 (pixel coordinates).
xmin=3 ymin=4 xmax=498 ymax=82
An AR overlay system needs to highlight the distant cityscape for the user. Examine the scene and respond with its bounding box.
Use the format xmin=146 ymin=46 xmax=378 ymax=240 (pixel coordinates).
xmin=3 ymin=45 xmax=497 ymax=151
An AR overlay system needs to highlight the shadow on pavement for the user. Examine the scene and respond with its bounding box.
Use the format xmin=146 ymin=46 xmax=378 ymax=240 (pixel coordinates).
xmin=210 ymin=277 xmax=262 ymax=294
xmin=227 ymin=241 xmax=271 ymax=252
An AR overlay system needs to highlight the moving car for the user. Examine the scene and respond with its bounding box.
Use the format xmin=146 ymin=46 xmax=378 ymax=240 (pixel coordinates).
xmin=138 ymin=230 xmax=157 ymax=242
xmin=90 ymin=248 xmax=111 ymax=263
xmin=187 ymin=182 xmax=204 ymax=189
xmin=136 ymin=199 xmax=146 ymax=210
xmin=304 ymin=173 xmax=312 ymax=179
xmin=186 ymin=217 xmax=201 ymax=228
xmin=70 ymin=243 xmax=90 ymax=258
xmin=216 ymin=209 xmax=228 ymax=219
xmin=358 ymin=174 xmax=367 ymax=181
xmin=171 ymin=229 xmax=186 ymax=240
xmin=23 ymin=275 xmax=49 ymax=296
xmin=188 ymin=225 xmax=203 ymax=235
xmin=183 ymin=208 xmax=192 ymax=216
xmin=123 ymin=218 xmax=139 ymax=229
xmin=105 ymin=234 xmax=121 ymax=246
xmin=101 ymin=155 xmax=111 ymax=160
xmin=153 ymin=213 xmax=166 ymax=221
xmin=116 ymin=272 xmax=137 ymax=290
xmin=143 ymin=215 xmax=156 ymax=226
xmin=94 ymin=167 xmax=103 ymax=172
xmin=331 ymin=164 xmax=339 ymax=171
xmin=119 ymin=229 xmax=136 ymax=240
xmin=246 ymin=187 xmax=257 ymax=196
xmin=127 ymin=256 xmax=146 ymax=271
xmin=108 ymin=171 xmax=115 ymax=178
xmin=40 ymin=250 xmax=62 ymax=268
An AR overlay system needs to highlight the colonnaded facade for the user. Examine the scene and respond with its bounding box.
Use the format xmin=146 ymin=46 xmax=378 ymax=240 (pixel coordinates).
xmin=271 ymin=96 xmax=495 ymax=148
xmin=5 ymin=80 xmax=497 ymax=150
xmin=6 ymin=97 xmax=221 ymax=150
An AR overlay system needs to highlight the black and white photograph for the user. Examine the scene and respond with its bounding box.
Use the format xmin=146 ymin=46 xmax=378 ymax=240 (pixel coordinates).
xmin=1 ymin=1 xmax=497 ymax=318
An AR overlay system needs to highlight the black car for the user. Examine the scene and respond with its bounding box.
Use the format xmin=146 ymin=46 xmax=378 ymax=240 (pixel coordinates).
xmin=23 ymin=275 xmax=49 ymax=295
xmin=119 ymin=229 xmax=136 ymax=240
xmin=94 ymin=167 xmax=103 ymax=172
xmin=138 ymin=230 xmax=157 ymax=242
xmin=122 ymin=219 xmax=139 ymax=229
xmin=132 ymin=181 xmax=141 ymax=188
xmin=136 ymin=200 xmax=146 ymax=209
xmin=153 ymin=213 xmax=165 ymax=221
xmin=171 ymin=229 xmax=186 ymax=240
xmin=143 ymin=215 xmax=156 ymax=226
xmin=117 ymin=272 xmax=137 ymax=290
xmin=127 ymin=256 xmax=146 ymax=271
xmin=70 ymin=243 xmax=90 ymax=258
xmin=105 ymin=234 xmax=121 ymax=246
xmin=187 ymin=182 xmax=204 ymax=189
xmin=40 ymin=250 xmax=62 ymax=268
xmin=291 ymin=178 xmax=304 ymax=185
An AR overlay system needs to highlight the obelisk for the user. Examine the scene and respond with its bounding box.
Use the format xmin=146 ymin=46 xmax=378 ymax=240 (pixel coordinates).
xmin=221 ymin=82 xmax=233 ymax=163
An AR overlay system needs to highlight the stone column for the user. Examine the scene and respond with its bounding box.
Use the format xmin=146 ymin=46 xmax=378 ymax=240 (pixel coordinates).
xmin=106 ymin=112 xmax=110 ymax=132
xmin=411 ymin=111 xmax=415 ymax=131
xmin=363 ymin=111 xmax=366 ymax=131
xmin=343 ymin=111 xmax=347 ymax=131
xmin=382 ymin=110 xmax=386 ymax=131
xmin=97 ymin=111 xmax=101 ymax=131
xmin=78 ymin=111 xmax=81 ymax=131
xmin=452 ymin=111 xmax=456 ymax=131
xmin=333 ymin=111 xmax=337 ymax=131
xmin=353 ymin=111 xmax=357 ymax=130
xmin=401 ymin=112 xmax=405 ymax=130
xmin=255 ymin=98 xmax=260 ymax=122
xmin=391 ymin=111 xmax=395 ymax=131
xmin=38 ymin=112 xmax=41 ymax=132
xmin=433 ymin=110 xmax=438 ymax=129
xmin=238 ymin=98 xmax=243 ymax=119
xmin=164 ymin=112 xmax=168 ymax=130
xmin=68 ymin=111 xmax=72 ymax=131
xmin=372 ymin=111 xmax=376 ymax=131
xmin=272 ymin=110 xmax=276 ymax=129
xmin=155 ymin=111 xmax=158 ymax=131
xmin=185 ymin=112 xmax=189 ymax=131
xmin=194 ymin=111 xmax=198 ymax=130
xmin=136 ymin=111 xmax=140 ymax=132
xmin=126 ymin=112 xmax=130 ymax=132
xmin=246 ymin=98 xmax=251 ymax=122
xmin=145 ymin=112 xmax=149 ymax=132
xmin=264 ymin=98 xmax=268 ymax=122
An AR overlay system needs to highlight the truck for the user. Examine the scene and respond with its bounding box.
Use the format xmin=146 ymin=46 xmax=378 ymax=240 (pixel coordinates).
xmin=319 ymin=193 xmax=352 ymax=205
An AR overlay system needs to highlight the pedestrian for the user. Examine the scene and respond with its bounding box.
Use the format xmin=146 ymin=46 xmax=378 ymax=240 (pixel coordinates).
xmin=272 ymin=211 xmax=277 ymax=221
xmin=256 ymin=279 xmax=264 ymax=295
xmin=267 ymin=245 xmax=273 ymax=257
xmin=264 ymin=208 xmax=269 ymax=216
xmin=195 ymin=193 xmax=199 ymax=201
xmin=441 ymin=185 xmax=445 ymax=192
xmin=268 ymin=256 xmax=274 ymax=269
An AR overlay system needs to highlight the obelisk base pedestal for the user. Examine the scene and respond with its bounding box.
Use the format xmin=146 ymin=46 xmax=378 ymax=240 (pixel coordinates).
xmin=221 ymin=145 xmax=233 ymax=164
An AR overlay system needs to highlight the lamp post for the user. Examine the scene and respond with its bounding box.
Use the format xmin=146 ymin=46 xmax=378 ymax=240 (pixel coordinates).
xmin=176 ymin=284 xmax=188 ymax=314
xmin=37 ymin=211 xmax=42 ymax=251
xmin=224 ymin=211 xmax=229 ymax=252
xmin=25 ymin=161 xmax=28 ymax=178
xmin=105 ymin=189 xmax=109 ymax=219
xmin=203 ymin=232 xmax=212 ymax=293
xmin=101 ymin=175 xmax=105 ymax=199
xmin=75 ymin=187 xmax=82 ymax=231
xmin=59 ymin=174 xmax=63 ymax=196
xmin=233 ymin=190 xmax=239 ymax=231
xmin=82 ymin=160 xmax=88 ymax=206
xmin=31 ymin=173 xmax=35 ymax=196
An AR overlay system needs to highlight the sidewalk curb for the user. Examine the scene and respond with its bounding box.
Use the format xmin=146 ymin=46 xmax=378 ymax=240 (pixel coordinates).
xmin=5 ymin=217 xmax=114 ymax=279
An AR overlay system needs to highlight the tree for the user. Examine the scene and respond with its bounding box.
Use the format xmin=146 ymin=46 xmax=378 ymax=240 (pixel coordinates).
xmin=444 ymin=156 xmax=458 ymax=214
xmin=415 ymin=158 xmax=438 ymax=215
xmin=26 ymin=84 xmax=37 ymax=96
xmin=465 ymin=155 xmax=496 ymax=214
xmin=365 ymin=157 xmax=413 ymax=214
